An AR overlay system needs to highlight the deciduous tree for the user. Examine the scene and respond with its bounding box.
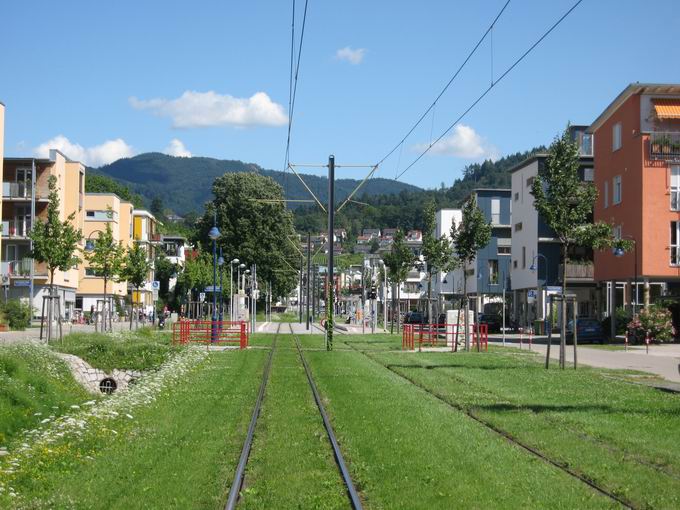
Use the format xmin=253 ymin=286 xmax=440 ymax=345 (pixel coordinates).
xmin=383 ymin=229 xmax=414 ymax=333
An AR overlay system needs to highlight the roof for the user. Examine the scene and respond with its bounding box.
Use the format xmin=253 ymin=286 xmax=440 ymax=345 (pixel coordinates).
xmin=588 ymin=83 xmax=680 ymax=133
xmin=132 ymin=209 xmax=157 ymax=221
xmin=508 ymin=154 xmax=549 ymax=174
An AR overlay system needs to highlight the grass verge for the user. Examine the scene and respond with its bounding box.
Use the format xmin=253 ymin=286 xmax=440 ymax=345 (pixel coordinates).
xmin=1 ymin=348 xmax=266 ymax=508
xmin=240 ymin=336 xmax=348 ymax=509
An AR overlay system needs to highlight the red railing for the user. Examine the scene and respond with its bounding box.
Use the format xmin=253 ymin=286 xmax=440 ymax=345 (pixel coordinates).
xmin=402 ymin=322 xmax=488 ymax=352
xmin=172 ymin=320 xmax=249 ymax=349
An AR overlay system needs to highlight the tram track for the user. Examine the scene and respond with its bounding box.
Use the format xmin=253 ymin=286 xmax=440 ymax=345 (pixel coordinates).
xmin=341 ymin=340 xmax=636 ymax=510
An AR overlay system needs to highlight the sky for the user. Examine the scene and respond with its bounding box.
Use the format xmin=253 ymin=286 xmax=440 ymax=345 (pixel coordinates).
xmin=2 ymin=0 xmax=680 ymax=190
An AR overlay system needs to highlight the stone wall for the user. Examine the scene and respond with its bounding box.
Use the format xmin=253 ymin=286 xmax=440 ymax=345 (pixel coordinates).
xmin=56 ymin=353 xmax=144 ymax=394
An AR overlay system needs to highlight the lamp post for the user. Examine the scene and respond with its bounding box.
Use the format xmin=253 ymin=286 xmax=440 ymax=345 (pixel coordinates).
xmin=230 ymin=258 xmax=239 ymax=322
xmin=615 ymin=237 xmax=638 ymax=316
xmin=244 ymin=269 xmax=251 ymax=322
xmin=218 ymin=250 xmax=224 ymax=323
xmin=208 ymin=218 xmax=221 ymax=343
xmin=530 ymin=253 xmax=549 ymax=334
xmin=236 ymin=263 xmax=246 ymax=320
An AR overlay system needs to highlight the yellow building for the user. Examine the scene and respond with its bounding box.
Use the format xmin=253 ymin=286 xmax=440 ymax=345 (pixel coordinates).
xmin=132 ymin=209 xmax=160 ymax=311
xmin=2 ymin=149 xmax=84 ymax=318
xmin=77 ymin=193 xmax=134 ymax=316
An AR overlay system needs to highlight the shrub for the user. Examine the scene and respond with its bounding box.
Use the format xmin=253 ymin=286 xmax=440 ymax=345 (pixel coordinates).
xmin=1 ymin=299 xmax=33 ymax=330
xmin=601 ymin=307 xmax=630 ymax=337
xmin=627 ymin=305 xmax=675 ymax=343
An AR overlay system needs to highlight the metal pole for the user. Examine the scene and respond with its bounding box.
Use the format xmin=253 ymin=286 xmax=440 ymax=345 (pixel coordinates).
xmin=219 ymin=248 xmax=224 ymax=323
xmin=361 ymin=267 xmax=366 ymax=334
xmin=299 ymin=254 xmax=303 ymax=323
xmin=306 ymin=233 xmax=311 ymax=330
xmin=29 ymin=159 xmax=36 ymax=323
xmin=252 ymin=264 xmax=257 ymax=333
xmin=502 ymin=275 xmax=506 ymax=347
xmin=327 ymin=155 xmax=335 ymax=350
xmin=230 ymin=263 xmax=234 ymax=322
xmin=633 ymin=239 xmax=638 ymax=316
xmin=211 ymin=214 xmax=218 ymax=343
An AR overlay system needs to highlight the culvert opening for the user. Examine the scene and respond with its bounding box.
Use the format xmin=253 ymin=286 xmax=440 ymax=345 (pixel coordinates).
xmin=100 ymin=378 xmax=117 ymax=394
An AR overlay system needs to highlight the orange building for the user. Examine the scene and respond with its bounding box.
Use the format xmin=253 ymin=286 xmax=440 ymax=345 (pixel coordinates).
xmin=589 ymin=83 xmax=680 ymax=317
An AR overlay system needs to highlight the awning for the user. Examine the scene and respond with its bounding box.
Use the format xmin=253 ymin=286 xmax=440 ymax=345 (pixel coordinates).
xmin=653 ymin=98 xmax=680 ymax=119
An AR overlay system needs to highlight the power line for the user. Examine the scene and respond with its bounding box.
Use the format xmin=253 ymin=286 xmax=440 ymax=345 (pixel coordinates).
xmin=375 ymin=0 xmax=511 ymax=168
xmin=396 ymin=0 xmax=583 ymax=181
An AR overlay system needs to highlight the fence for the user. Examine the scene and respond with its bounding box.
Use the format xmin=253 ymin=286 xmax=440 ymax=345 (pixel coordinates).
xmin=402 ymin=322 xmax=488 ymax=352
xmin=172 ymin=320 xmax=249 ymax=349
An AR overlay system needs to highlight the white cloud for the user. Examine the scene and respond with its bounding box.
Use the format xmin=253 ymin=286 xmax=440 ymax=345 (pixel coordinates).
xmin=165 ymin=138 xmax=192 ymax=157
xmin=33 ymin=135 xmax=135 ymax=166
xmin=335 ymin=46 xmax=366 ymax=65
xmin=415 ymin=124 xmax=499 ymax=160
xmin=129 ymin=90 xmax=287 ymax=128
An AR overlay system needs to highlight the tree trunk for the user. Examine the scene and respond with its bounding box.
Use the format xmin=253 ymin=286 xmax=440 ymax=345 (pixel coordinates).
xmin=464 ymin=275 xmax=470 ymax=351
xmin=427 ymin=272 xmax=432 ymax=325
xmin=397 ymin=284 xmax=401 ymax=333
xmin=130 ymin=288 xmax=134 ymax=331
xmin=560 ymin=245 xmax=568 ymax=369
xmin=103 ymin=276 xmax=108 ymax=333
xmin=390 ymin=282 xmax=395 ymax=335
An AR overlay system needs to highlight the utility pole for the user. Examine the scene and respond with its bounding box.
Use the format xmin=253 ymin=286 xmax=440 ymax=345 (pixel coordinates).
xmin=306 ymin=233 xmax=311 ymax=330
xmin=326 ymin=155 xmax=335 ymax=350
xmin=361 ymin=265 xmax=366 ymax=334
xmin=299 ymin=253 xmax=303 ymax=324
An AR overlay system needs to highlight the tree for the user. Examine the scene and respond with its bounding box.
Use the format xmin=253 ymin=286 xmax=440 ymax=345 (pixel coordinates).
xmin=29 ymin=175 xmax=81 ymax=338
xmin=84 ymin=222 xmax=126 ymax=331
xmin=369 ymin=237 xmax=380 ymax=254
xmin=154 ymin=254 xmax=177 ymax=301
xmin=421 ymin=200 xmax=455 ymax=324
xmin=122 ymin=243 xmax=152 ymax=329
xmin=383 ymin=229 xmax=414 ymax=334
xmin=531 ymin=125 xmax=623 ymax=368
xmin=150 ymin=196 xmax=165 ymax=220
xmin=451 ymin=195 xmax=492 ymax=351
xmin=196 ymin=173 xmax=298 ymax=302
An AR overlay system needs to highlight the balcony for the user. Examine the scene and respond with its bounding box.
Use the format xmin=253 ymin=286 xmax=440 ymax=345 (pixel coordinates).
xmin=649 ymin=132 xmax=680 ymax=162
xmin=1 ymin=258 xmax=34 ymax=278
xmin=2 ymin=182 xmax=49 ymax=201
xmin=559 ymin=262 xmax=594 ymax=282
xmin=2 ymin=219 xmax=31 ymax=238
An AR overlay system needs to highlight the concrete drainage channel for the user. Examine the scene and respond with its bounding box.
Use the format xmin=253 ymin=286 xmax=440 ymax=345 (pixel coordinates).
xmin=56 ymin=353 xmax=144 ymax=395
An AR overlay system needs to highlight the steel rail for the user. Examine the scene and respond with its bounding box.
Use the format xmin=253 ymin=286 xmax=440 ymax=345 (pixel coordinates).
xmin=224 ymin=324 xmax=280 ymax=510
xmin=291 ymin=325 xmax=363 ymax=509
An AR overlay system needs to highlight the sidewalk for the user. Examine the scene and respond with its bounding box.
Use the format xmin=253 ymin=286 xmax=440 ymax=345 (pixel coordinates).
xmin=490 ymin=335 xmax=680 ymax=383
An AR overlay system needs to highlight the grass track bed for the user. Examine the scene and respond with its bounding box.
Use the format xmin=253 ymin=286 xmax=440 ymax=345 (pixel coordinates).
xmin=355 ymin=338 xmax=680 ymax=509
xmin=305 ymin=345 xmax=614 ymax=509
xmin=240 ymin=335 xmax=348 ymax=508
xmin=3 ymin=349 xmax=266 ymax=508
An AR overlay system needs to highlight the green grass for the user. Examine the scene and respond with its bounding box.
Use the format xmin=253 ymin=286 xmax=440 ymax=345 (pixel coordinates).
xmin=352 ymin=336 xmax=680 ymax=509
xmin=0 ymin=344 xmax=90 ymax=446
xmin=8 ymin=349 xmax=267 ymax=508
xmin=51 ymin=328 xmax=181 ymax=372
xmin=240 ymin=336 xmax=348 ymax=509
xmin=304 ymin=340 xmax=614 ymax=508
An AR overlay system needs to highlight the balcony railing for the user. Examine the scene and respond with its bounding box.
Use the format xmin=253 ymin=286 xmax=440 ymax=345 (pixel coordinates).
xmin=559 ymin=262 xmax=594 ymax=281
xmin=649 ymin=132 xmax=680 ymax=161
xmin=2 ymin=219 xmax=31 ymax=238
xmin=1 ymin=258 xmax=34 ymax=277
xmin=2 ymin=182 xmax=50 ymax=200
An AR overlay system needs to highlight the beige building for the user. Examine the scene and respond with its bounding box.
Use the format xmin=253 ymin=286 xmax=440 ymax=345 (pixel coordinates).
xmin=0 ymin=102 xmax=4 ymax=275
xmin=77 ymin=193 xmax=134 ymax=315
xmin=132 ymin=209 xmax=160 ymax=311
xmin=2 ymin=149 xmax=84 ymax=317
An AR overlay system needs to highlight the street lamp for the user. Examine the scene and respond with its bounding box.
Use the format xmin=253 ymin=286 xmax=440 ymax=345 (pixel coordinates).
xmin=218 ymin=250 xmax=225 ymax=323
xmin=530 ymin=253 xmax=549 ymax=332
xmin=230 ymin=258 xmax=239 ymax=322
xmin=615 ymin=236 xmax=638 ymax=316
xmin=208 ymin=219 xmax=221 ymax=342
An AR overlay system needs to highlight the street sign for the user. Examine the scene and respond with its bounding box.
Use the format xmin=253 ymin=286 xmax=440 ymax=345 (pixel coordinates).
xmin=151 ymin=281 xmax=160 ymax=290
xmin=204 ymin=286 xmax=222 ymax=293
xmin=14 ymin=280 xmax=30 ymax=287
xmin=199 ymin=292 xmax=206 ymax=303
xmin=152 ymin=289 xmax=159 ymax=301
xmin=527 ymin=290 xmax=536 ymax=298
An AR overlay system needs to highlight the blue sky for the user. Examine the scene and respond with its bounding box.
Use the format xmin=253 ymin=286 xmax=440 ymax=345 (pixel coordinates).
xmin=2 ymin=0 xmax=680 ymax=189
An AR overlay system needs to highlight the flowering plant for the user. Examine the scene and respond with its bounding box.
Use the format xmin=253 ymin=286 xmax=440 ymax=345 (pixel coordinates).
xmin=627 ymin=305 xmax=675 ymax=343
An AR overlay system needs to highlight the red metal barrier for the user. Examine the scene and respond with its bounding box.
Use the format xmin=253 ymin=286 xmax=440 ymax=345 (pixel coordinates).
xmin=401 ymin=322 xmax=489 ymax=352
xmin=474 ymin=323 xmax=488 ymax=352
xmin=172 ymin=320 xmax=250 ymax=348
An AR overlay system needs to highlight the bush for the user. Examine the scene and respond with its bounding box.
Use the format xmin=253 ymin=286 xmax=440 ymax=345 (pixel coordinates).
xmin=1 ymin=299 xmax=33 ymax=330
xmin=601 ymin=307 xmax=630 ymax=337
xmin=627 ymin=305 xmax=675 ymax=343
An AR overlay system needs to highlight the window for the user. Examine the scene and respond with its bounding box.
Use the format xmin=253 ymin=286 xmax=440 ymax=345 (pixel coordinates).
xmin=491 ymin=198 xmax=500 ymax=225
xmin=671 ymin=166 xmax=680 ymax=211
xmin=85 ymin=268 xmax=98 ymax=277
xmin=580 ymin=133 xmax=593 ymax=156
xmin=526 ymin=177 xmax=535 ymax=188
xmin=498 ymin=246 xmax=511 ymax=255
xmin=613 ymin=225 xmax=622 ymax=240
xmin=514 ymin=222 xmax=523 ymax=232
xmin=612 ymin=122 xmax=622 ymax=151
xmin=583 ymin=168 xmax=594 ymax=182
xmin=522 ymin=247 xmax=526 ymax=269
xmin=672 ymin=222 xmax=680 ymax=266
xmin=488 ymin=260 xmax=499 ymax=284
xmin=613 ymin=175 xmax=622 ymax=204
xmin=513 ymin=260 xmax=518 ymax=269
xmin=85 ymin=210 xmax=116 ymax=221
xmin=514 ymin=192 xmax=519 ymax=201
xmin=604 ymin=181 xmax=609 ymax=208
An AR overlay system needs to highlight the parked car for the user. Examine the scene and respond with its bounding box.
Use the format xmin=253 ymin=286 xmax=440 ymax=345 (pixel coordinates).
xmin=404 ymin=311 xmax=426 ymax=324
xmin=566 ymin=318 xmax=605 ymax=344
xmin=478 ymin=314 xmax=503 ymax=333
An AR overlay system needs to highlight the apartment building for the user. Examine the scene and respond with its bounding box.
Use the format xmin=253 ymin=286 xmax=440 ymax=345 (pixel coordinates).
xmin=590 ymin=83 xmax=680 ymax=321
xmin=433 ymin=208 xmax=462 ymax=300
xmin=2 ymin=150 xmax=84 ymax=318
xmin=77 ymin=193 xmax=134 ymax=314
xmin=510 ymin=126 xmax=597 ymax=327
xmin=0 ymin=102 xmax=4 ymax=273
xmin=132 ymin=209 xmax=160 ymax=310
xmin=161 ymin=234 xmax=186 ymax=291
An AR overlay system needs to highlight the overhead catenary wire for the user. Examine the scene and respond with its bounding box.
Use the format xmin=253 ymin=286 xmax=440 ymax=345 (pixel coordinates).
xmin=395 ymin=0 xmax=584 ymax=181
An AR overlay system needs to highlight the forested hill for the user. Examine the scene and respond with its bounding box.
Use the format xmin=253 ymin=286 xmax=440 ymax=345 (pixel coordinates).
xmin=89 ymin=152 xmax=420 ymax=215
xmin=293 ymin=147 xmax=546 ymax=236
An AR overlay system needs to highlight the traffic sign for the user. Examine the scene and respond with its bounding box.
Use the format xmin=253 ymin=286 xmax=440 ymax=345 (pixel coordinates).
xmin=199 ymin=292 xmax=206 ymax=303
xmin=204 ymin=286 xmax=222 ymax=293
xmin=151 ymin=281 xmax=160 ymax=290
